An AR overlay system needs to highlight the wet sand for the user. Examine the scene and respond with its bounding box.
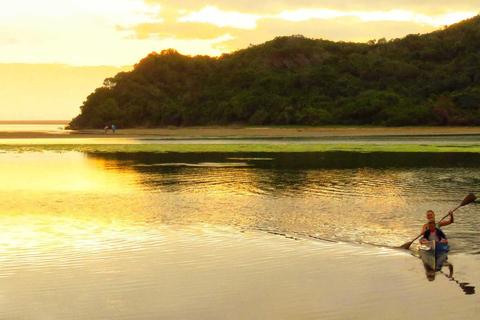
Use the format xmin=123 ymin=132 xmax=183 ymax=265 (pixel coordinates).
xmin=0 ymin=126 xmax=479 ymax=140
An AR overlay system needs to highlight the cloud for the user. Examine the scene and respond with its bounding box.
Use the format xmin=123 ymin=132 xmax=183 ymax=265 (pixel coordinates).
xmin=0 ymin=0 xmax=163 ymax=65
xmin=143 ymin=0 xmax=292 ymax=14
xmin=177 ymin=6 xmax=261 ymax=29
xmin=130 ymin=4 xmax=466 ymax=54
xmin=0 ymin=0 xmax=161 ymax=22
xmin=131 ymin=22 xmax=237 ymax=40
xmin=274 ymin=8 xmax=478 ymax=28
xmin=0 ymin=1 xmax=478 ymax=65
xmin=128 ymin=3 xmax=477 ymax=53
xmin=142 ymin=1 xmax=480 ymax=16
xmin=210 ymin=16 xmax=440 ymax=53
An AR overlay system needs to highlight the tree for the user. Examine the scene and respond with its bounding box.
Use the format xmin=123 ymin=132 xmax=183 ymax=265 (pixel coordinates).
xmin=68 ymin=15 xmax=480 ymax=128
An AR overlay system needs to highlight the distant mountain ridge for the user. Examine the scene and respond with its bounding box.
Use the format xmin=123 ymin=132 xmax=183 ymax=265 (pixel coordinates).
xmin=69 ymin=15 xmax=480 ymax=128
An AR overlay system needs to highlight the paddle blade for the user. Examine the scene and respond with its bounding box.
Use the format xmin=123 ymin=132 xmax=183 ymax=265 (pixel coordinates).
xmin=399 ymin=241 xmax=413 ymax=250
xmin=400 ymin=194 xmax=476 ymax=250
xmin=460 ymin=193 xmax=476 ymax=206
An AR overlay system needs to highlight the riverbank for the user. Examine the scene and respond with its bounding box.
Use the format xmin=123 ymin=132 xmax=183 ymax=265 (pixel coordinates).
xmin=0 ymin=126 xmax=479 ymax=139
xmin=2 ymin=126 xmax=480 ymax=153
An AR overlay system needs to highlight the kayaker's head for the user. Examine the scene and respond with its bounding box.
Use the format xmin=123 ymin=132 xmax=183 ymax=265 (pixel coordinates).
xmin=426 ymin=210 xmax=435 ymax=220
xmin=427 ymin=219 xmax=436 ymax=232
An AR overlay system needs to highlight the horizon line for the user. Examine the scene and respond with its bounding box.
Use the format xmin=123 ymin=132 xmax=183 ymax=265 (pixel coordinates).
xmin=0 ymin=120 xmax=70 ymax=124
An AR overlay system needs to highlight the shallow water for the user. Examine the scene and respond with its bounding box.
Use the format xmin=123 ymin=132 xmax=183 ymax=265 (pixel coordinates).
xmin=0 ymin=150 xmax=479 ymax=318
xmin=2 ymin=151 xmax=479 ymax=251
xmin=76 ymin=151 xmax=480 ymax=251
xmin=0 ymin=123 xmax=67 ymax=132
xmin=1 ymin=223 xmax=479 ymax=319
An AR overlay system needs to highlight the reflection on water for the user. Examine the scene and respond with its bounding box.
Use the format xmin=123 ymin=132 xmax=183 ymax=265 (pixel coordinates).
xmin=1 ymin=151 xmax=479 ymax=252
xmin=0 ymin=123 xmax=66 ymax=132
xmin=83 ymin=151 xmax=480 ymax=252
xmin=0 ymin=152 xmax=139 ymax=192
xmin=3 ymin=220 xmax=474 ymax=320
xmin=421 ymin=259 xmax=476 ymax=295
xmin=1 ymin=150 xmax=479 ymax=318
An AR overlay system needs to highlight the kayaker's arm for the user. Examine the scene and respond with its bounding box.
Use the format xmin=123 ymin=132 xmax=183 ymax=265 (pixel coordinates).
xmin=440 ymin=238 xmax=449 ymax=243
xmin=438 ymin=229 xmax=449 ymax=243
xmin=438 ymin=210 xmax=454 ymax=227
xmin=420 ymin=223 xmax=427 ymax=235
xmin=419 ymin=230 xmax=429 ymax=243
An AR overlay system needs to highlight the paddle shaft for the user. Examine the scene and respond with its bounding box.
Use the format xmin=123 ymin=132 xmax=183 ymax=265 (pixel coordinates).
xmin=437 ymin=205 xmax=461 ymax=224
xmin=408 ymin=205 xmax=460 ymax=244
xmin=400 ymin=193 xmax=476 ymax=249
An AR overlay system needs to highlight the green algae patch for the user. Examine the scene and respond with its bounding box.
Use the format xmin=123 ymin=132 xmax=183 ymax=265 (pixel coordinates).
xmin=2 ymin=143 xmax=480 ymax=153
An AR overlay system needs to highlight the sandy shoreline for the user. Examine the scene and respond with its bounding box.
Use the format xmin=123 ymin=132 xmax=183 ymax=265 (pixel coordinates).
xmin=0 ymin=126 xmax=479 ymax=139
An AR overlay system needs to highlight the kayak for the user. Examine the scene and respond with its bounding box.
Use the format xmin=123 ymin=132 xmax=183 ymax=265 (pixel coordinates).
xmin=417 ymin=240 xmax=436 ymax=270
xmin=417 ymin=240 xmax=450 ymax=271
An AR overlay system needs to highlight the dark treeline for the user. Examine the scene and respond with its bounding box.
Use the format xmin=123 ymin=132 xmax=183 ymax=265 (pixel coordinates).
xmin=69 ymin=15 xmax=480 ymax=129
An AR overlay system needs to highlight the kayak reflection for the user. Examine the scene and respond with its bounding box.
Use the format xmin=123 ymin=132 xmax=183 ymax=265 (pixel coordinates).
xmin=418 ymin=240 xmax=449 ymax=273
xmin=417 ymin=241 xmax=476 ymax=294
xmin=422 ymin=252 xmax=450 ymax=281
xmin=418 ymin=240 xmax=451 ymax=281
xmin=431 ymin=263 xmax=476 ymax=295
xmin=423 ymin=259 xmax=450 ymax=281
xmin=439 ymin=268 xmax=476 ymax=295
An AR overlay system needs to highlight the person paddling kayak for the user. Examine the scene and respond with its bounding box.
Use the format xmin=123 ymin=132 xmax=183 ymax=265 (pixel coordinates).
xmin=420 ymin=210 xmax=454 ymax=234
xmin=399 ymin=194 xmax=475 ymax=250
xmin=420 ymin=219 xmax=449 ymax=244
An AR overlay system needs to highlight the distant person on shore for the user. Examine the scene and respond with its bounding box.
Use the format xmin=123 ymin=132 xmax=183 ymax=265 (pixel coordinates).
xmin=112 ymin=124 xmax=116 ymax=133
xmin=420 ymin=210 xmax=453 ymax=234
xmin=104 ymin=125 xmax=109 ymax=134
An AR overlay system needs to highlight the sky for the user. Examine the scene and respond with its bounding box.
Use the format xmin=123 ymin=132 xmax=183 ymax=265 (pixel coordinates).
xmin=0 ymin=1 xmax=478 ymax=120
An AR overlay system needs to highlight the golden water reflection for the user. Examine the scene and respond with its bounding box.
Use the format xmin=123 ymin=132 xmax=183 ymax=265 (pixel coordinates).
xmin=82 ymin=153 xmax=419 ymax=248
xmin=0 ymin=152 xmax=155 ymax=261
xmin=1 ymin=151 xmax=480 ymax=318
xmin=0 ymin=152 xmax=139 ymax=192
xmin=1 ymin=151 xmax=479 ymax=252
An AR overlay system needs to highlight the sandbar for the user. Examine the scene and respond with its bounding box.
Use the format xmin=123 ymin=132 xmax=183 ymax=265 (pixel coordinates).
xmin=0 ymin=126 xmax=479 ymax=140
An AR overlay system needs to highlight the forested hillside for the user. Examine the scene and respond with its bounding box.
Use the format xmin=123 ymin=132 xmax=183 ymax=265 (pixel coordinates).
xmin=69 ymin=15 xmax=480 ymax=129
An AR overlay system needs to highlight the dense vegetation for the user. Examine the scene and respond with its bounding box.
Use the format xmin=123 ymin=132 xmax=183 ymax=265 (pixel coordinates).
xmin=69 ymin=15 xmax=480 ymax=128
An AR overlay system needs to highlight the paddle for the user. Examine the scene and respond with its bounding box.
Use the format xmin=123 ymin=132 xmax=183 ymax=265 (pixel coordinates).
xmin=399 ymin=193 xmax=476 ymax=250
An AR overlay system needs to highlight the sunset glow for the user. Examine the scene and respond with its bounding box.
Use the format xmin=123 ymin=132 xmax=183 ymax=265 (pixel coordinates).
xmin=2 ymin=1 xmax=477 ymax=66
xmin=276 ymin=9 xmax=477 ymax=28
xmin=178 ymin=6 xmax=261 ymax=29
xmin=0 ymin=1 xmax=478 ymax=120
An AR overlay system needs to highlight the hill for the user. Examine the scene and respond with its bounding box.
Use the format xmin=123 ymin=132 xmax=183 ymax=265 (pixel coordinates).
xmin=69 ymin=15 xmax=480 ymax=129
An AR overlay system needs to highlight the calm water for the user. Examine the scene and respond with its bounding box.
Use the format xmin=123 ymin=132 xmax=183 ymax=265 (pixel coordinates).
xmin=0 ymin=123 xmax=67 ymax=132
xmin=1 ymin=148 xmax=479 ymax=318
xmin=2 ymin=151 xmax=479 ymax=251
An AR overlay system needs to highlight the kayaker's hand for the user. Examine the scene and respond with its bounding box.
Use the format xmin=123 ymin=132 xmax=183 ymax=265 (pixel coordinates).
xmin=440 ymin=239 xmax=448 ymax=243
xmin=448 ymin=210 xmax=453 ymax=216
